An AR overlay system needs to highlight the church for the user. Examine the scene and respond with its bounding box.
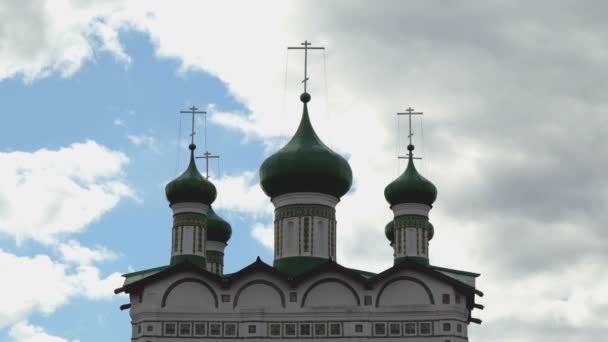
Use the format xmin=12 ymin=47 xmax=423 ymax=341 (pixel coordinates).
xmin=115 ymin=43 xmax=484 ymax=341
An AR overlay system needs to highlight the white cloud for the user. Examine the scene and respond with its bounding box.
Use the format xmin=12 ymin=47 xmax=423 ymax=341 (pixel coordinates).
xmin=0 ymin=0 xmax=130 ymax=82
xmin=212 ymin=171 xmax=273 ymax=218
xmin=0 ymin=249 xmax=123 ymax=329
xmin=127 ymin=134 xmax=158 ymax=151
xmin=113 ymin=118 xmax=125 ymax=127
xmin=0 ymin=140 xmax=133 ymax=244
xmin=8 ymin=320 xmax=78 ymax=342
xmin=251 ymin=223 xmax=273 ymax=250
xmin=58 ymin=240 xmax=117 ymax=265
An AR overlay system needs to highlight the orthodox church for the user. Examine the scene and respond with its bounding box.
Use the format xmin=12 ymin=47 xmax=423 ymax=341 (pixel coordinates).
xmin=115 ymin=46 xmax=484 ymax=341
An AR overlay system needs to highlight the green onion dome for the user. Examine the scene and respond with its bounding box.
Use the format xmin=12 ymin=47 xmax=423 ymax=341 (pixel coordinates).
xmin=206 ymin=206 xmax=232 ymax=243
xmin=259 ymin=93 xmax=353 ymax=199
xmin=385 ymin=220 xmax=394 ymax=242
xmin=427 ymin=221 xmax=434 ymax=241
xmin=165 ymin=144 xmax=217 ymax=206
xmin=384 ymin=145 xmax=437 ymax=207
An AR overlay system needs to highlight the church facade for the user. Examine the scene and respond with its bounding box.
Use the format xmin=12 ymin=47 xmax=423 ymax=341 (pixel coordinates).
xmin=115 ymin=74 xmax=483 ymax=342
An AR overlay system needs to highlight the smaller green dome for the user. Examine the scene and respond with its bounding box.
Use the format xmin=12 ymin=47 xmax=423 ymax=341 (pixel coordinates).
xmin=385 ymin=220 xmax=394 ymax=242
xmin=427 ymin=221 xmax=434 ymax=241
xmin=207 ymin=207 xmax=232 ymax=243
xmin=165 ymin=144 xmax=217 ymax=206
xmin=384 ymin=146 xmax=437 ymax=206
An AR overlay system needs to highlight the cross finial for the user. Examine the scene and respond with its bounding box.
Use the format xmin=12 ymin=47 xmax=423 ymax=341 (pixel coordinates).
xmin=180 ymin=106 xmax=207 ymax=146
xmin=288 ymin=40 xmax=325 ymax=95
xmin=196 ymin=151 xmax=220 ymax=179
xmin=397 ymin=107 xmax=424 ymax=159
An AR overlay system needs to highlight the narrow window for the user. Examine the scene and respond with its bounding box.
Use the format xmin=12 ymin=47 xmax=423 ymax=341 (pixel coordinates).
xmin=303 ymin=217 xmax=310 ymax=252
xmin=221 ymin=294 xmax=230 ymax=302
xmin=269 ymin=324 xmax=281 ymax=336
xmin=224 ymin=323 xmax=236 ymax=336
xmin=248 ymin=325 xmax=256 ymax=334
xmin=443 ymin=323 xmax=451 ymax=332
xmin=389 ymin=322 xmax=401 ymax=335
xmin=289 ymin=291 xmax=297 ymax=302
xmin=194 ymin=323 xmax=206 ymax=336
xmin=457 ymin=324 xmax=463 ymax=333
xmin=314 ymin=323 xmax=326 ymax=336
xmin=354 ymin=324 xmax=363 ymax=333
xmin=404 ymin=322 xmax=416 ymax=335
xmin=456 ymin=294 xmax=461 ymax=304
xmin=209 ymin=323 xmax=221 ymax=336
xmin=419 ymin=322 xmax=431 ymax=335
xmin=299 ymin=323 xmax=311 ymax=336
xmin=329 ymin=323 xmax=341 ymax=336
xmin=364 ymin=295 xmax=372 ymax=306
xmin=442 ymin=293 xmax=450 ymax=304
xmin=179 ymin=323 xmax=191 ymax=336
xmin=374 ymin=322 xmax=386 ymax=336
xmin=285 ymin=323 xmax=296 ymax=336
xmin=164 ymin=323 xmax=176 ymax=335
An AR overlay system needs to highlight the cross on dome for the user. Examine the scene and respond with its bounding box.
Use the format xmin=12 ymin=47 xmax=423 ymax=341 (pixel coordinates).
xmin=397 ymin=107 xmax=423 ymax=160
xmin=179 ymin=106 xmax=207 ymax=146
xmin=288 ymin=40 xmax=324 ymax=95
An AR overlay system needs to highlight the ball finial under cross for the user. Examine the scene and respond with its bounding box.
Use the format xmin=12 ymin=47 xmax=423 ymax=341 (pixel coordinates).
xmin=300 ymin=92 xmax=311 ymax=103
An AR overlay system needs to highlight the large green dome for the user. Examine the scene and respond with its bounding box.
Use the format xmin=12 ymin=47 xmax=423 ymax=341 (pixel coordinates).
xmin=384 ymin=146 xmax=437 ymax=206
xmin=207 ymin=207 xmax=232 ymax=243
xmin=165 ymin=144 xmax=217 ymax=206
xmin=259 ymin=94 xmax=353 ymax=199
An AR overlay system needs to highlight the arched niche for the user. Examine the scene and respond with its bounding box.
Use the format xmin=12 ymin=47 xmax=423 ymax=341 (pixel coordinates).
xmin=161 ymin=278 xmax=218 ymax=310
xmin=376 ymin=276 xmax=435 ymax=306
xmin=301 ymin=278 xmax=360 ymax=308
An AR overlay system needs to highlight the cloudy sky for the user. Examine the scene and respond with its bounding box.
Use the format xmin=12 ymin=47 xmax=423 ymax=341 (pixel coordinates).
xmin=1 ymin=0 xmax=606 ymax=341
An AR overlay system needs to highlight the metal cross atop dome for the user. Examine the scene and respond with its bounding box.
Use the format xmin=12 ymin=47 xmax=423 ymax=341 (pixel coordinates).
xmin=180 ymin=106 xmax=207 ymax=145
xmin=196 ymin=151 xmax=219 ymax=180
xmin=397 ymin=107 xmax=423 ymax=160
xmin=288 ymin=40 xmax=324 ymax=93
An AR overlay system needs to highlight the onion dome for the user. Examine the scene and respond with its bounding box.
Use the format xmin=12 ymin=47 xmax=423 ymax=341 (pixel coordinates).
xmin=384 ymin=144 xmax=437 ymax=206
xmin=427 ymin=221 xmax=435 ymax=241
xmin=385 ymin=220 xmax=394 ymax=242
xmin=259 ymin=93 xmax=353 ymax=198
xmin=165 ymin=144 xmax=217 ymax=205
xmin=206 ymin=207 xmax=232 ymax=243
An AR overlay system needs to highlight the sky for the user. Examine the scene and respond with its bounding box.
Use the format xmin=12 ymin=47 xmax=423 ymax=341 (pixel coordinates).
xmin=0 ymin=0 xmax=607 ymax=341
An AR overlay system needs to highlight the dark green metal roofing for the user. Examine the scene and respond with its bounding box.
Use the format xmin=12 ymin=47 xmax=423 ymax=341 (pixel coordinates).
xmin=385 ymin=220 xmax=394 ymax=242
xmin=384 ymin=145 xmax=437 ymax=206
xmin=259 ymin=94 xmax=352 ymax=199
xmin=165 ymin=144 xmax=217 ymax=206
xmin=427 ymin=221 xmax=434 ymax=240
xmin=207 ymin=206 xmax=232 ymax=243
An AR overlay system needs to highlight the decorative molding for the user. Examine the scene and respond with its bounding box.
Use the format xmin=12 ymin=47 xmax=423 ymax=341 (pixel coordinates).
xmin=272 ymin=192 xmax=339 ymax=209
xmin=173 ymin=213 xmax=207 ymax=227
xmin=275 ymin=204 xmax=336 ymax=221
xmin=392 ymin=203 xmax=431 ymax=217
xmin=171 ymin=202 xmax=209 ymax=215
xmin=207 ymin=241 xmax=226 ymax=252
xmin=161 ymin=278 xmax=218 ymax=308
